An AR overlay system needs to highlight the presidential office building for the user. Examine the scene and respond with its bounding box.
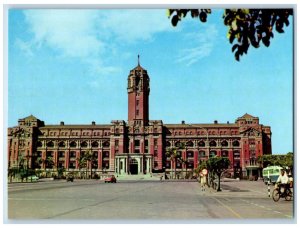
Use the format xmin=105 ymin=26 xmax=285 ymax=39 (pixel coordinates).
xmin=7 ymin=60 xmax=272 ymax=179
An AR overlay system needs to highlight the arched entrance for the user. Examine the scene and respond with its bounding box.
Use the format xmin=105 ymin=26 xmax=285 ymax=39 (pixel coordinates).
xmin=130 ymin=158 xmax=138 ymax=175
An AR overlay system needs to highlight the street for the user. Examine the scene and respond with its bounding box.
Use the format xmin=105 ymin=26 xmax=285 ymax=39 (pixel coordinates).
xmin=6 ymin=179 xmax=294 ymax=222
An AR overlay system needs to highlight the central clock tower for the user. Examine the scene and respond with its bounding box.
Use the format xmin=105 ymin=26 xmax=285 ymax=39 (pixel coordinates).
xmin=127 ymin=55 xmax=150 ymax=125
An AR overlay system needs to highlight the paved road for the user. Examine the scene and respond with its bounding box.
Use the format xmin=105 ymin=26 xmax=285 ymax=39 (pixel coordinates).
xmin=6 ymin=179 xmax=294 ymax=222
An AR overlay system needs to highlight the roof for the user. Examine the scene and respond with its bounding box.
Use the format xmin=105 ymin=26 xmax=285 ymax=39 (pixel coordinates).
xmin=164 ymin=123 xmax=238 ymax=128
xmin=40 ymin=124 xmax=112 ymax=129
xmin=240 ymin=113 xmax=257 ymax=119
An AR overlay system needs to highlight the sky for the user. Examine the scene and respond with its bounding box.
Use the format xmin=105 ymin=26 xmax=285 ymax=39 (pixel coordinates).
xmin=7 ymin=8 xmax=294 ymax=155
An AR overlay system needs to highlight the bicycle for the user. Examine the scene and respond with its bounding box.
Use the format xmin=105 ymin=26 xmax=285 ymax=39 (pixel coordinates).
xmin=272 ymin=183 xmax=293 ymax=202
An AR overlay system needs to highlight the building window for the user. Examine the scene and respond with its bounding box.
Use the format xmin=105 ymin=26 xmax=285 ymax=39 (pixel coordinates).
xmin=186 ymin=141 xmax=194 ymax=147
xmin=70 ymin=141 xmax=77 ymax=148
xmin=187 ymin=151 xmax=194 ymax=158
xmin=115 ymin=140 xmax=119 ymax=146
xmin=209 ymin=151 xmax=217 ymax=157
xmin=58 ymin=151 xmax=65 ymax=157
xmin=92 ymin=141 xmax=99 ymax=148
xmin=175 ymin=141 xmax=181 ymax=147
xmin=154 ymin=150 xmax=158 ymax=157
xmin=187 ymin=162 xmax=194 ymax=168
xmin=234 ymin=150 xmax=240 ymax=159
xmin=69 ymin=162 xmax=75 ymax=169
xmin=199 ymin=151 xmax=206 ymax=157
xmin=103 ymin=151 xmax=110 ymax=158
xmin=37 ymin=141 xmax=43 ymax=147
xmin=165 ymin=160 xmax=171 ymax=168
xmin=233 ymin=140 xmax=240 ymax=147
xmin=176 ymin=162 xmax=182 ymax=168
xmin=103 ymin=141 xmax=110 ymax=147
xmin=209 ymin=140 xmax=217 ymax=147
xmin=165 ymin=141 xmax=171 ymax=147
xmin=221 ymin=140 xmax=228 ymax=147
xmin=221 ymin=151 xmax=228 ymax=157
xmin=81 ymin=141 xmax=88 ymax=148
xmin=102 ymin=161 xmax=109 ymax=169
xmin=70 ymin=151 xmax=76 ymax=158
xmin=198 ymin=141 xmax=205 ymax=147
xmin=135 ymin=140 xmax=140 ymax=147
xmin=58 ymin=141 xmax=65 ymax=147
xmin=154 ymin=139 xmax=158 ymax=146
xmin=47 ymin=141 xmax=54 ymax=147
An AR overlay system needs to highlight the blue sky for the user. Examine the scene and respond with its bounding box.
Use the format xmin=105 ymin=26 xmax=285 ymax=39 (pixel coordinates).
xmin=7 ymin=9 xmax=293 ymax=154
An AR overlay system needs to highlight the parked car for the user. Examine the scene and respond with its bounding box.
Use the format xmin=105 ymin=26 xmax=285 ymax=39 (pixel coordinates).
xmin=104 ymin=175 xmax=117 ymax=183
xmin=66 ymin=174 xmax=74 ymax=182
xmin=27 ymin=175 xmax=39 ymax=182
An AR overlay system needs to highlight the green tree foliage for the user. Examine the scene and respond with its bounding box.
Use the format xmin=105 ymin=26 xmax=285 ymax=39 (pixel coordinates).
xmin=77 ymin=150 xmax=96 ymax=179
xmin=257 ymin=152 xmax=294 ymax=171
xmin=207 ymin=156 xmax=230 ymax=191
xmin=166 ymin=142 xmax=184 ymax=179
xmin=167 ymin=9 xmax=293 ymax=61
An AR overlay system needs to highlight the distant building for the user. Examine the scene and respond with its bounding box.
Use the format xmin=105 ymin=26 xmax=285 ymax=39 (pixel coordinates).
xmin=7 ymin=58 xmax=272 ymax=178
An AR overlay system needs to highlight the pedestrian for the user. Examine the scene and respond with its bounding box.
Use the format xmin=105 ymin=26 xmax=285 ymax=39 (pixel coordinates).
xmin=200 ymin=173 xmax=207 ymax=191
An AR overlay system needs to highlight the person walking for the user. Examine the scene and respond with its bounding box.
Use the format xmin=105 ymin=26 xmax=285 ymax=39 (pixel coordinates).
xmin=200 ymin=173 xmax=207 ymax=191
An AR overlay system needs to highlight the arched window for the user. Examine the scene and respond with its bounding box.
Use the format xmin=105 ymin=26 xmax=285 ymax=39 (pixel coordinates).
xmin=175 ymin=141 xmax=181 ymax=148
xmin=198 ymin=141 xmax=205 ymax=147
xmin=233 ymin=140 xmax=240 ymax=147
xmin=103 ymin=141 xmax=110 ymax=148
xmin=186 ymin=141 xmax=194 ymax=147
xmin=166 ymin=141 xmax=171 ymax=147
xmin=37 ymin=141 xmax=43 ymax=147
xmin=58 ymin=141 xmax=65 ymax=147
xmin=221 ymin=140 xmax=228 ymax=147
xmin=91 ymin=141 xmax=99 ymax=148
xmin=209 ymin=140 xmax=217 ymax=147
xmin=81 ymin=141 xmax=88 ymax=148
xmin=70 ymin=141 xmax=77 ymax=148
xmin=47 ymin=141 xmax=54 ymax=147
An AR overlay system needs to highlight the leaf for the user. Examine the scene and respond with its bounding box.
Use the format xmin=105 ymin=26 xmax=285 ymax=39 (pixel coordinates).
xmin=229 ymin=32 xmax=235 ymax=43
xmin=199 ymin=11 xmax=207 ymax=22
xmin=262 ymin=37 xmax=270 ymax=47
xmin=232 ymin=44 xmax=239 ymax=52
xmin=235 ymin=51 xmax=240 ymax=61
xmin=171 ymin=15 xmax=179 ymax=27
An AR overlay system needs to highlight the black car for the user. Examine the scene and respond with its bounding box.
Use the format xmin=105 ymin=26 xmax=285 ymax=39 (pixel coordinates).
xmin=66 ymin=174 xmax=74 ymax=182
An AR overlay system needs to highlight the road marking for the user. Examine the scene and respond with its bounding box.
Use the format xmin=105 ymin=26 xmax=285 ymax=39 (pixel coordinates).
xmin=8 ymin=198 xmax=95 ymax=201
xmin=212 ymin=197 xmax=243 ymax=219
xmin=240 ymin=199 xmax=293 ymax=218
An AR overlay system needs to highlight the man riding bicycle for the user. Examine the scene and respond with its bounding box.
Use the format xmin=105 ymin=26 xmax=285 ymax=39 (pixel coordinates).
xmin=276 ymin=169 xmax=290 ymax=196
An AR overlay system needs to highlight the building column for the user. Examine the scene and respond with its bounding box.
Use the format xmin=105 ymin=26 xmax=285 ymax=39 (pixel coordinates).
xmin=139 ymin=157 xmax=142 ymax=174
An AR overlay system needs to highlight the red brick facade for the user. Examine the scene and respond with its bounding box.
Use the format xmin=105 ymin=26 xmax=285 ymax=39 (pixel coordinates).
xmin=7 ymin=61 xmax=272 ymax=178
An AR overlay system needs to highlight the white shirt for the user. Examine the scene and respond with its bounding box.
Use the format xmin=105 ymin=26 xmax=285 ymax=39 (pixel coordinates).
xmin=277 ymin=173 xmax=289 ymax=184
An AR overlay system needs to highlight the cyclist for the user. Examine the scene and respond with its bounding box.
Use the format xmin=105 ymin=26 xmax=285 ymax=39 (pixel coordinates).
xmin=276 ymin=169 xmax=290 ymax=196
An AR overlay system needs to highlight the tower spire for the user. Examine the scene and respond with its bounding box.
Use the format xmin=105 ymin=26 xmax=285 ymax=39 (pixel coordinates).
xmin=138 ymin=54 xmax=140 ymax=66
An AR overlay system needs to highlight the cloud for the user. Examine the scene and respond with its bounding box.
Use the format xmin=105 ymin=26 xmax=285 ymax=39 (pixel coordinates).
xmin=19 ymin=9 xmax=173 ymax=77
xmin=15 ymin=38 xmax=34 ymax=57
xmin=176 ymin=24 xmax=219 ymax=66
xmin=98 ymin=9 xmax=173 ymax=42
xmin=23 ymin=10 xmax=104 ymax=58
